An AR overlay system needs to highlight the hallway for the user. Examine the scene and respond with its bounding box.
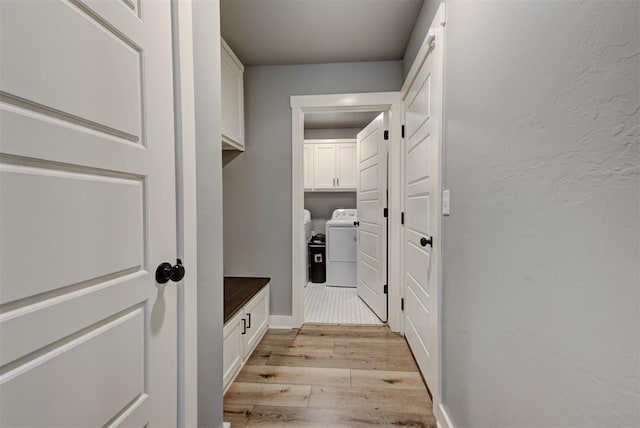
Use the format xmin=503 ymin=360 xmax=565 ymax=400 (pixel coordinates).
xmin=223 ymin=324 xmax=435 ymax=427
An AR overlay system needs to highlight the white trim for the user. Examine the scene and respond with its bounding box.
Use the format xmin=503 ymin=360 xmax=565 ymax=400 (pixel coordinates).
xmin=268 ymin=315 xmax=294 ymax=329
xmin=436 ymin=403 xmax=455 ymax=428
xmin=303 ymin=138 xmax=356 ymax=144
xmin=171 ymin=1 xmax=198 ymax=426
xmin=220 ymin=37 xmax=244 ymax=72
xmin=291 ymin=92 xmax=403 ymax=332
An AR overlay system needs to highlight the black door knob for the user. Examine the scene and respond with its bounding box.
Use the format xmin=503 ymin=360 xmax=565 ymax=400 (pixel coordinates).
xmin=354 ymin=221 xmax=360 ymax=226
xmin=155 ymin=259 xmax=185 ymax=284
xmin=420 ymin=236 xmax=433 ymax=247
xmin=170 ymin=259 xmax=186 ymax=282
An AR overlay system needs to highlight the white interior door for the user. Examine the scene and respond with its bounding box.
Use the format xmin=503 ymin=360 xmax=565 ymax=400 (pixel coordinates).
xmin=402 ymin=31 xmax=442 ymax=394
xmin=0 ymin=1 xmax=179 ymax=426
xmin=356 ymin=113 xmax=388 ymax=322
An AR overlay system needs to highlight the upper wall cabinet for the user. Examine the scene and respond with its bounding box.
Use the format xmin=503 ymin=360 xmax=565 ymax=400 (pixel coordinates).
xmin=304 ymin=139 xmax=357 ymax=191
xmin=221 ymin=38 xmax=244 ymax=151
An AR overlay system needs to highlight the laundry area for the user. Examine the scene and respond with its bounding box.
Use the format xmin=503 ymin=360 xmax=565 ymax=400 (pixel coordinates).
xmin=303 ymin=111 xmax=387 ymax=324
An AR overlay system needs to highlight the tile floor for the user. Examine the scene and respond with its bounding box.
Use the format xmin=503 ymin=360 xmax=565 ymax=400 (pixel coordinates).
xmin=304 ymin=282 xmax=382 ymax=325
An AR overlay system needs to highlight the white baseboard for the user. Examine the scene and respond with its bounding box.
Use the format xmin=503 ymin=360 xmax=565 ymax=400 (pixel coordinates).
xmin=436 ymin=403 xmax=454 ymax=428
xmin=269 ymin=315 xmax=294 ymax=329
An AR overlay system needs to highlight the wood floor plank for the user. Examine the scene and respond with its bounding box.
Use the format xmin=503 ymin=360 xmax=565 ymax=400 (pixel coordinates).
xmin=334 ymin=339 xmax=413 ymax=355
xmin=246 ymin=406 xmax=436 ymax=428
xmin=350 ymin=369 xmax=426 ymax=391
xmin=223 ymin=404 xmax=253 ymax=428
xmin=264 ymin=328 xmax=300 ymax=339
xmin=267 ymin=350 xmax=419 ymax=372
xmin=225 ymin=382 xmax=312 ymax=408
xmin=246 ymin=349 xmax=272 ymax=366
xmin=308 ymin=386 xmax=432 ymax=415
xmin=256 ymin=336 xmax=335 ymax=355
xmin=236 ymin=365 xmax=350 ymax=387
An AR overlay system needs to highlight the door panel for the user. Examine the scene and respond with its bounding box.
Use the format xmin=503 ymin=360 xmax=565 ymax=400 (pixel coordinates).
xmin=356 ymin=113 xmax=387 ymax=322
xmin=336 ymin=143 xmax=356 ymax=188
xmin=0 ymin=0 xmax=178 ymax=425
xmin=402 ymin=33 xmax=442 ymax=394
xmin=313 ymin=144 xmax=336 ymax=189
xmin=304 ymin=145 xmax=313 ymax=190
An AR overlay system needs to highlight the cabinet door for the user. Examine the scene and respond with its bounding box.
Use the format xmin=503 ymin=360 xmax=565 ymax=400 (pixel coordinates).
xmin=336 ymin=143 xmax=357 ymax=189
xmin=304 ymin=145 xmax=313 ymax=190
xmin=313 ymin=144 xmax=337 ymax=189
xmin=221 ymin=42 xmax=244 ymax=150
xmin=243 ymin=285 xmax=270 ymax=359
xmin=222 ymin=311 xmax=244 ymax=392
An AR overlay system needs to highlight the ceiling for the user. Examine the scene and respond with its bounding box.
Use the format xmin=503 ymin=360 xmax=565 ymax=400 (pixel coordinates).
xmin=221 ymin=0 xmax=424 ymax=66
xmin=304 ymin=111 xmax=381 ymax=129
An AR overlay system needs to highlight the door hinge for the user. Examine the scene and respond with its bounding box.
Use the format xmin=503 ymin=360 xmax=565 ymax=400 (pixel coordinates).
xmin=401 ymin=212 xmax=405 ymax=225
xmin=401 ymin=125 xmax=405 ymax=138
xmin=383 ymin=284 xmax=388 ymax=294
xmin=383 ymin=130 xmax=389 ymax=140
xmin=401 ymin=298 xmax=405 ymax=311
xmin=383 ymin=208 xmax=388 ymax=218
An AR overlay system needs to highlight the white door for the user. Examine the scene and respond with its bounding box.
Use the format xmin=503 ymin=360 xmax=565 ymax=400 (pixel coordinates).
xmin=356 ymin=114 xmax=388 ymax=322
xmin=336 ymin=143 xmax=357 ymax=189
xmin=303 ymin=144 xmax=313 ymax=190
xmin=0 ymin=1 xmax=179 ymax=426
xmin=313 ymin=143 xmax=337 ymax=189
xmin=402 ymin=30 xmax=442 ymax=393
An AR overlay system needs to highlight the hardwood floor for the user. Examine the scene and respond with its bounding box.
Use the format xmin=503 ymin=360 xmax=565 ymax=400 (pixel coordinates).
xmin=224 ymin=324 xmax=435 ymax=427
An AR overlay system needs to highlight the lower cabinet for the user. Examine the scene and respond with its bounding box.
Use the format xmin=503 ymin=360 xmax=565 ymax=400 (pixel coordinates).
xmin=223 ymin=284 xmax=269 ymax=392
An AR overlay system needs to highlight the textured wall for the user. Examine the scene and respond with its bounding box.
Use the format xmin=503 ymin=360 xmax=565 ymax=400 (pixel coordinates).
xmin=442 ymin=1 xmax=640 ymax=426
xmin=223 ymin=61 xmax=403 ymax=316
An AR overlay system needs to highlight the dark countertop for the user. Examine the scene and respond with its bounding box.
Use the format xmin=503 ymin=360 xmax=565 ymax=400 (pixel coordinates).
xmin=224 ymin=276 xmax=270 ymax=324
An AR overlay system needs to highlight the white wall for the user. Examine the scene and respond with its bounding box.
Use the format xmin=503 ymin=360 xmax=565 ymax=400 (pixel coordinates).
xmin=223 ymin=61 xmax=403 ymax=316
xmin=441 ymin=1 xmax=640 ymax=427
xmin=191 ymin=1 xmax=224 ymax=426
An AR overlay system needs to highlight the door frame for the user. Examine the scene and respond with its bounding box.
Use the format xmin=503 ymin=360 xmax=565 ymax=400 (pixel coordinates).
xmin=171 ymin=1 xmax=198 ymax=426
xmin=400 ymin=3 xmax=447 ymax=425
xmin=290 ymin=92 xmax=403 ymax=332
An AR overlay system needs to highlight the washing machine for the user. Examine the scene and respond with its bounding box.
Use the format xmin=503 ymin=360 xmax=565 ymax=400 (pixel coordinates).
xmin=325 ymin=209 xmax=357 ymax=287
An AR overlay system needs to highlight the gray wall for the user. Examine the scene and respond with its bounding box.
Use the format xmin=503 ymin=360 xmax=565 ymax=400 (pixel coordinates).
xmin=304 ymin=128 xmax=361 ymax=139
xmin=402 ymin=0 xmax=441 ymax=78
xmin=223 ymin=61 xmax=403 ymax=315
xmin=191 ymin=1 xmax=224 ymax=426
xmin=442 ymin=1 xmax=639 ymax=427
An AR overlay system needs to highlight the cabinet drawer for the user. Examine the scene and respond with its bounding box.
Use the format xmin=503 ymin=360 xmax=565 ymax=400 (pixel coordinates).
xmin=243 ymin=285 xmax=269 ymax=359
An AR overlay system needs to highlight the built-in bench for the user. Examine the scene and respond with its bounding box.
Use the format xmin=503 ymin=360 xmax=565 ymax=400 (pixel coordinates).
xmin=223 ymin=277 xmax=270 ymax=392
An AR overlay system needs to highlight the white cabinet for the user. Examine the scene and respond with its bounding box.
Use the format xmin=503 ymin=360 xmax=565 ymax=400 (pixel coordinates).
xmin=336 ymin=143 xmax=357 ymax=188
xmin=312 ymin=144 xmax=337 ymax=189
xmin=305 ymin=139 xmax=356 ymax=191
xmin=221 ymin=38 xmax=244 ymax=151
xmin=303 ymin=145 xmax=313 ymax=190
xmin=223 ymin=284 xmax=269 ymax=393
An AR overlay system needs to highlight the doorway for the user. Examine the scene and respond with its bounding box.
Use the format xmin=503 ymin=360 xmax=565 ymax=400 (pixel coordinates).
xmin=290 ymin=92 xmax=404 ymax=332
xmin=302 ymin=110 xmax=387 ymax=324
